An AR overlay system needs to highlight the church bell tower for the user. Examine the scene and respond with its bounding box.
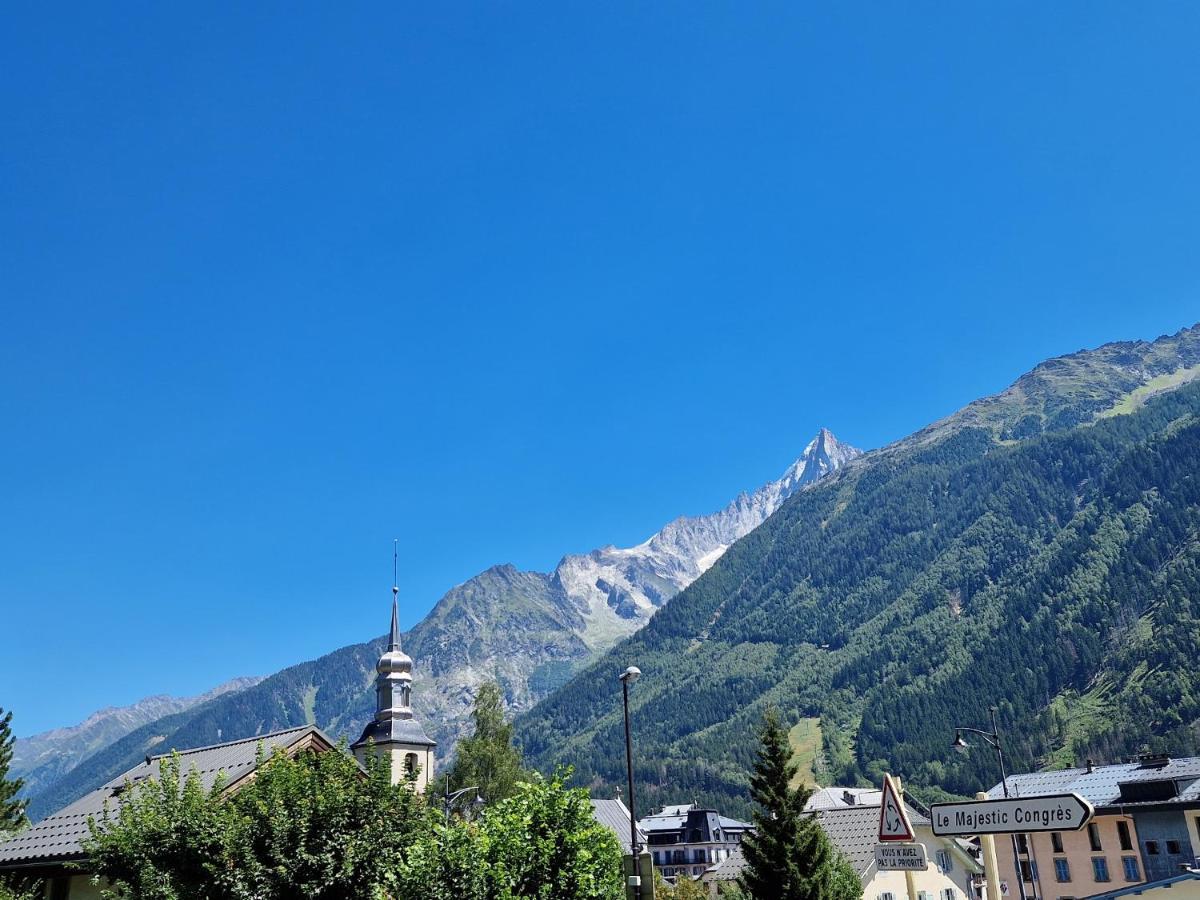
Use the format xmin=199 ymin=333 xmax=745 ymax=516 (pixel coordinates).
xmin=352 ymin=552 xmax=436 ymax=789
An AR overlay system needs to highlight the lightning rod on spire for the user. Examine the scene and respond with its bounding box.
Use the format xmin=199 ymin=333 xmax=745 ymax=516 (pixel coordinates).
xmin=389 ymin=540 xmax=401 ymax=651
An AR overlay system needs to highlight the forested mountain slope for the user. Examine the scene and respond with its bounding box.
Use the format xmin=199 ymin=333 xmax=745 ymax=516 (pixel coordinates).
xmin=24 ymin=431 xmax=855 ymax=822
xmin=10 ymin=677 xmax=261 ymax=802
xmin=516 ymin=325 xmax=1200 ymax=819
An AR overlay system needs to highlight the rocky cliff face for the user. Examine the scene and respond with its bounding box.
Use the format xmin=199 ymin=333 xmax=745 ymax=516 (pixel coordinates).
xmin=408 ymin=429 xmax=860 ymax=740
xmin=554 ymin=429 xmax=861 ymax=645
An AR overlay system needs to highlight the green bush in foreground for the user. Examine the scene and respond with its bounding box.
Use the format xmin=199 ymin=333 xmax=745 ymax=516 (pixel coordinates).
xmin=84 ymin=745 xmax=621 ymax=900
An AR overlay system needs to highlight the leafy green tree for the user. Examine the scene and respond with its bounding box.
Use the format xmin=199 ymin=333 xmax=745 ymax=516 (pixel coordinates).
xmin=658 ymin=873 xmax=709 ymax=900
xmin=739 ymin=709 xmax=860 ymax=900
xmin=386 ymin=811 xmax=490 ymax=900
xmin=443 ymin=682 xmax=527 ymax=806
xmin=85 ymin=744 xmax=424 ymax=900
xmin=85 ymin=753 xmax=231 ymax=900
xmin=224 ymin=744 xmax=424 ymax=899
xmin=0 ymin=880 xmax=42 ymax=900
xmin=0 ymin=709 xmax=27 ymax=836
xmin=481 ymin=769 xmax=623 ymax=900
xmin=84 ymin=743 xmax=622 ymax=900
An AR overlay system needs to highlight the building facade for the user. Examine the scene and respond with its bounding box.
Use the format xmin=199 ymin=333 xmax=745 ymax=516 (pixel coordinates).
xmin=991 ymin=755 xmax=1200 ymax=900
xmin=639 ymin=804 xmax=753 ymax=881
xmin=590 ymin=797 xmax=647 ymax=855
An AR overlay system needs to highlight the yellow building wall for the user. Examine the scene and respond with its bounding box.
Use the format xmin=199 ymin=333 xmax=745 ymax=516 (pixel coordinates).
xmin=1186 ymin=812 xmax=1200 ymax=867
xmin=388 ymin=744 xmax=435 ymax=793
xmin=992 ymin=814 xmax=1142 ymax=900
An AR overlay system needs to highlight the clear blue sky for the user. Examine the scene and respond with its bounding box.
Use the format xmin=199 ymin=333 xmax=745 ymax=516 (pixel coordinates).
xmin=2 ymin=4 xmax=1198 ymax=736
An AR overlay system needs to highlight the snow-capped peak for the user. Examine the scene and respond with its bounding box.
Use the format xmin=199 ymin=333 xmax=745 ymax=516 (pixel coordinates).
xmin=555 ymin=429 xmax=862 ymax=646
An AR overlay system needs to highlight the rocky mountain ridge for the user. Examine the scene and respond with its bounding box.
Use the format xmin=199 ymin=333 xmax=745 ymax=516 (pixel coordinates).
xmin=555 ymin=428 xmax=859 ymax=643
xmin=12 ymin=677 xmax=262 ymax=802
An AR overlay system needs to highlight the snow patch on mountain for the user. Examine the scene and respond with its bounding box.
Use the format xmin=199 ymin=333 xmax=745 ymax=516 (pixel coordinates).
xmin=555 ymin=428 xmax=861 ymax=646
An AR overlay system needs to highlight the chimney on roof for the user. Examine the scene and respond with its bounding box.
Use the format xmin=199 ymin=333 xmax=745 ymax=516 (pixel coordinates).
xmin=843 ymin=790 xmax=856 ymax=806
xmin=1086 ymin=759 xmax=1095 ymax=774
xmin=1137 ymin=753 xmax=1171 ymax=770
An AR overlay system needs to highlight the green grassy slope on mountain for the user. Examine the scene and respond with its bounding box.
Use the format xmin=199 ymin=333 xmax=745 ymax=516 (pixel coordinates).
xmin=517 ymin=327 xmax=1200 ymax=820
xmin=907 ymin=326 xmax=1200 ymax=444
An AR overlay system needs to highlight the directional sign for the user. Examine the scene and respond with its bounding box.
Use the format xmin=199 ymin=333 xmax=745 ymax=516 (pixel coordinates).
xmin=930 ymin=793 xmax=1094 ymax=837
xmin=875 ymin=842 xmax=928 ymax=871
xmin=878 ymin=774 xmax=916 ymax=842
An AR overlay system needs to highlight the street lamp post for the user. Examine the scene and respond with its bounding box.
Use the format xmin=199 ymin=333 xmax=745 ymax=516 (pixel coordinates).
xmin=953 ymin=707 xmax=1032 ymax=900
xmin=620 ymin=666 xmax=642 ymax=900
xmin=443 ymin=781 xmax=485 ymax=825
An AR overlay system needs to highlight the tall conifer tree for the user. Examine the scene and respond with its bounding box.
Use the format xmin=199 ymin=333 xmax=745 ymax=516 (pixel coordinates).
xmin=0 ymin=708 xmax=27 ymax=836
xmin=739 ymin=708 xmax=860 ymax=900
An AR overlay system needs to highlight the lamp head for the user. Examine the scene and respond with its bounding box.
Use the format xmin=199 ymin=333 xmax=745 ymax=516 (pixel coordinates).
xmin=620 ymin=666 xmax=642 ymax=684
xmin=952 ymin=730 xmax=971 ymax=755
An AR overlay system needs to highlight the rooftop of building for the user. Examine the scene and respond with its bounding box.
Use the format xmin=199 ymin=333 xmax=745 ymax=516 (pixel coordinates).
xmin=702 ymin=845 xmax=747 ymax=883
xmin=637 ymin=803 xmax=752 ymax=834
xmin=987 ymin=754 xmax=1200 ymax=809
xmin=589 ymin=797 xmax=646 ymax=854
xmin=806 ymin=786 xmax=884 ymax=810
xmin=1083 ymin=869 xmax=1200 ymax=900
xmin=807 ymin=800 xmax=933 ymax=874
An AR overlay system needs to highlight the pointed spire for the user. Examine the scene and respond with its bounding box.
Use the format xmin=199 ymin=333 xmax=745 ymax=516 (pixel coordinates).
xmin=389 ymin=594 xmax=401 ymax=651
xmin=390 ymin=539 xmax=402 ymax=651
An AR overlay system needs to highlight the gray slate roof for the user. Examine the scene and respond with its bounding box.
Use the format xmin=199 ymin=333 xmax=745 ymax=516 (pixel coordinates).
xmin=638 ymin=804 xmax=752 ymax=833
xmin=0 ymin=725 xmax=330 ymax=868
xmin=590 ymin=798 xmax=646 ymax=853
xmin=703 ymin=846 xmax=747 ymax=882
xmin=353 ymin=716 xmax=436 ymax=749
xmin=806 ymin=787 xmax=884 ymax=810
xmin=987 ymin=756 xmax=1200 ymax=808
xmin=808 ymin=802 xmax=931 ymax=875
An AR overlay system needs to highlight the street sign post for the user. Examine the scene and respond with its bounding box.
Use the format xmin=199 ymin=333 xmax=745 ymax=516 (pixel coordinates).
xmin=929 ymin=793 xmax=1094 ymax=837
xmin=878 ymin=774 xmax=916 ymax=842
xmin=875 ymin=842 xmax=928 ymax=871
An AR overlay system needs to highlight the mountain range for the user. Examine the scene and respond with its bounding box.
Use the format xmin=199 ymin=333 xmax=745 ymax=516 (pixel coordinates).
xmin=19 ymin=429 xmax=859 ymax=822
xmin=516 ymin=324 xmax=1200 ymax=818
xmin=22 ymin=323 xmax=1200 ymax=828
xmin=10 ymin=678 xmax=261 ymax=803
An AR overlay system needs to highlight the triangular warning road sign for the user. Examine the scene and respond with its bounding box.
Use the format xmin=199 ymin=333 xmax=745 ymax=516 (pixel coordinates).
xmin=878 ymin=774 xmax=915 ymax=842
